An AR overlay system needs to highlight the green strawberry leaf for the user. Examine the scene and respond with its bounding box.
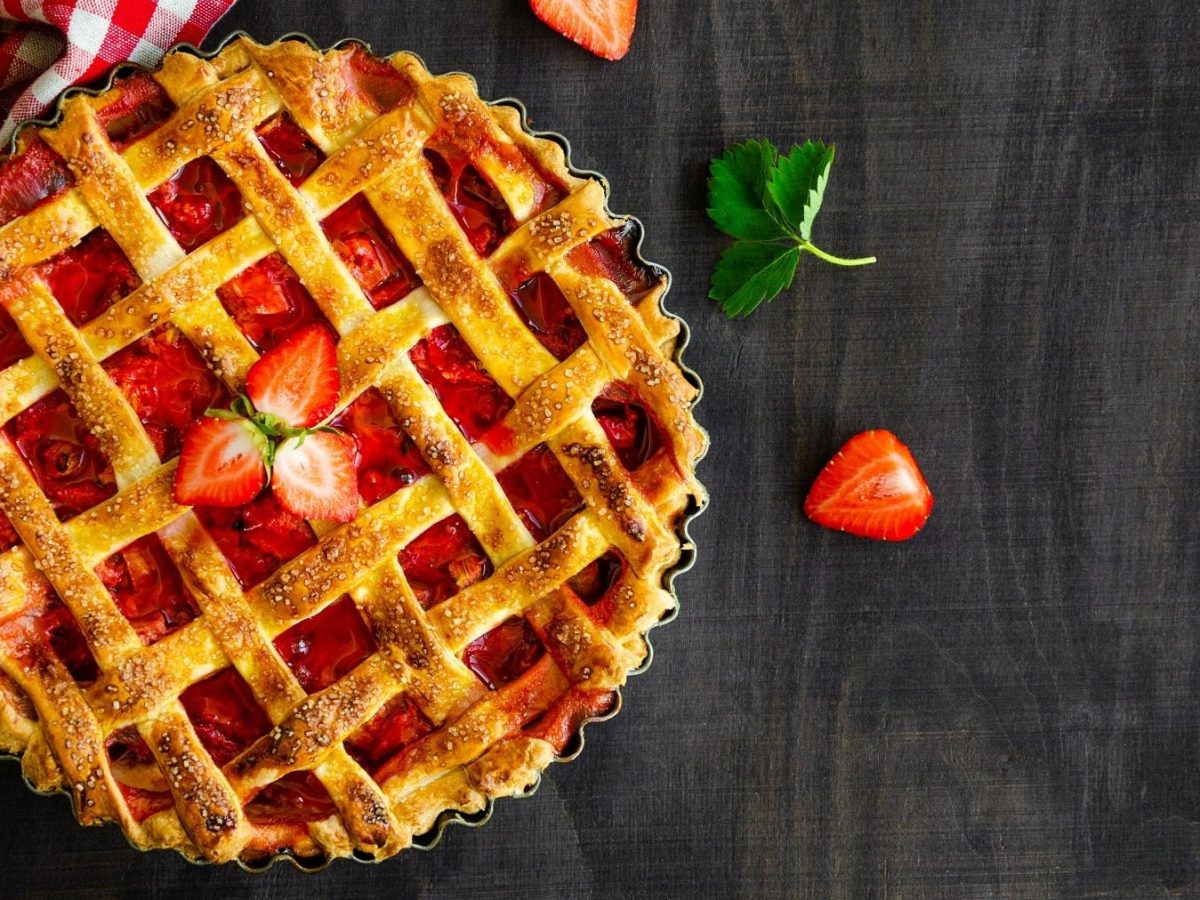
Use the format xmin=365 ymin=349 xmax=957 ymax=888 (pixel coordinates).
xmin=706 ymin=139 xmax=789 ymax=241
xmin=709 ymin=242 xmax=801 ymax=318
xmin=767 ymin=140 xmax=835 ymax=241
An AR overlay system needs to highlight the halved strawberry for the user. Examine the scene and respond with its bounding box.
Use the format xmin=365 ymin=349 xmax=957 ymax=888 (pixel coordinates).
xmin=804 ymin=430 xmax=934 ymax=541
xmin=271 ymin=432 xmax=360 ymax=523
xmin=173 ymin=418 xmax=268 ymax=508
xmin=530 ymin=0 xmax=638 ymax=61
xmin=245 ymin=323 xmax=339 ymax=428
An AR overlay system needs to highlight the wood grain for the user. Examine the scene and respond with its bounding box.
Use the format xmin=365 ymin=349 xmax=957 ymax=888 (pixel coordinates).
xmin=2 ymin=0 xmax=1198 ymax=896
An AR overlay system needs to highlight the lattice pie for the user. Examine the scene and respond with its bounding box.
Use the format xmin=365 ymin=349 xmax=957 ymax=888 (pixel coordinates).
xmin=0 ymin=35 xmax=705 ymax=866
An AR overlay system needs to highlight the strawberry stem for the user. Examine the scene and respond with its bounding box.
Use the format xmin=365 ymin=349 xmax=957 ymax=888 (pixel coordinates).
xmin=799 ymin=240 xmax=876 ymax=267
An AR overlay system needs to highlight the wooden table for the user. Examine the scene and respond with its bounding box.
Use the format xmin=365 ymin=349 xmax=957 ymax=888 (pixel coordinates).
xmin=5 ymin=1 xmax=1199 ymax=896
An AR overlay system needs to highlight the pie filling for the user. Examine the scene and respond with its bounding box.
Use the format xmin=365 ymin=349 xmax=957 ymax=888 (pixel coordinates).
xmin=194 ymin=492 xmax=317 ymax=589
xmin=103 ymin=325 xmax=230 ymax=461
xmin=0 ymin=138 xmax=74 ymax=229
xmin=321 ymin=194 xmax=421 ymax=310
xmin=567 ymin=550 xmax=627 ymax=625
xmin=592 ymin=382 xmax=667 ymax=473
xmin=0 ymin=593 xmax=100 ymax=685
xmin=346 ymin=693 xmax=434 ymax=776
xmin=462 ymin=616 xmax=546 ymax=691
xmin=567 ymin=222 xmax=661 ymax=302
xmin=332 ymin=388 xmax=429 ymax=506
xmin=5 ymin=389 xmax=117 ymax=520
xmin=257 ymin=112 xmax=326 ymax=187
xmin=274 ymin=594 xmax=378 ymax=694
xmin=0 ymin=305 xmax=33 ymax=371
xmin=497 ymin=443 xmax=584 ymax=541
xmin=217 ymin=252 xmax=332 ymax=351
xmin=147 ymin=156 xmax=245 ymax=252
xmin=508 ymin=272 xmax=586 ymax=361
xmin=35 ymin=228 xmax=141 ymax=327
xmin=96 ymin=74 xmax=175 ymax=149
xmin=424 ymin=145 xmax=515 ymax=257
xmin=398 ymin=514 xmax=492 ymax=609
xmin=179 ymin=667 xmax=272 ymax=768
xmin=96 ymin=533 xmax=200 ymax=646
xmin=409 ymin=324 xmax=514 ymax=442
xmin=106 ymin=728 xmax=173 ymax=823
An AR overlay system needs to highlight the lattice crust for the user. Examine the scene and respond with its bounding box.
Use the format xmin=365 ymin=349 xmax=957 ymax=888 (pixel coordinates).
xmin=0 ymin=36 xmax=706 ymax=865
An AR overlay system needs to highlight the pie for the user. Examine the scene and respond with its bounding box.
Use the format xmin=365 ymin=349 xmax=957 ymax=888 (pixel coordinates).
xmin=0 ymin=34 xmax=706 ymax=867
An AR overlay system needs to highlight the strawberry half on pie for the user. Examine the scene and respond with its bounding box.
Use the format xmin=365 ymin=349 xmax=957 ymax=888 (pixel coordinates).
xmin=0 ymin=37 xmax=706 ymax=867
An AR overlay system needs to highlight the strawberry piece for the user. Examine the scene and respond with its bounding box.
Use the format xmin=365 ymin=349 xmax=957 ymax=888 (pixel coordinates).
xmin=804 ymin=430 xmax=933 ymax=541
xmin=245 ymin=323 xmax=340 ymax=428
xmin=530 ymin=0 xmax=638 ymax=61
xmin=173 ymin=418 xmax=267 ymax=508
xmin=271 ymin=432 xmax=360 ymax=523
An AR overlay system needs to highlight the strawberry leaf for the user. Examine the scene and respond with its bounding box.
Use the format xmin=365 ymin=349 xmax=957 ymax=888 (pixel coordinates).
xmin=766 ymin=140 xmax=835 ymax=241
xmin=709 ymin=242 xmax=801 ymax=318
xmin=706 ymin=139 xmax=789 ymax=241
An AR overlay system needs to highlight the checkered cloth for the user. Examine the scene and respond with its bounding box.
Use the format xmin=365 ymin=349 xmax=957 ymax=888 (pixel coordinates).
xmin=0 ymin=0 xmax=236 ymax=145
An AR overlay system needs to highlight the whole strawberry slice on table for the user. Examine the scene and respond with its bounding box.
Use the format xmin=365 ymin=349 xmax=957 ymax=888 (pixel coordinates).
xmin=530 ymin=0 xmax=639 ymax=61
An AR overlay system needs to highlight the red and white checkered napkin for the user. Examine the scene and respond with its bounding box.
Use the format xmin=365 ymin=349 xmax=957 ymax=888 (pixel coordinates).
xmin=0 ymin=0 xmax=236 ymax=145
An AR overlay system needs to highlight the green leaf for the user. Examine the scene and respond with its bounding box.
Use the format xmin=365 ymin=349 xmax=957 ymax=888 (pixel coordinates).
xmin=706 ymin=139 xmax=789 ymax=241
xmin=709 ymin=242 xmax=801 ymax=318
xmin=767 ymin=140 xmax=836 ymax=241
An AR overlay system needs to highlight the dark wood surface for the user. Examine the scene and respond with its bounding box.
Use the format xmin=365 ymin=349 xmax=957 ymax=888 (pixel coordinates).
xmin=4 ymin=1 xmax=1199 ymax=896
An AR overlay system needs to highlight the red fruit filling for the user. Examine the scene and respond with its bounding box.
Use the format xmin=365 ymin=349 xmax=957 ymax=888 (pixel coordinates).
xmin=497 ymin=444 xmax=583 ymax=541
xmin=245 ymin=771 xmax=337 ymax=825
xmin=345 ymin=693 xmax=434 ymax=777
xmin=0 ymin=138 xmax=74 ymax=228
xmin=103 ymin=325 xmax=228 ymax=461
xmin=524 ymin=687 xmax=616 ymax=753
xmin=217 ymin=253 xmax=331 ymax=352
xmin=321 ymin=194 xmax=421 ymax=310
xmin=194 ymin=492 xmax=317 ymax=589
xmin=256 ymin=112 xmax=325 ymax=186
xmin=409 ymin=324 xmax=512 ymax=442
xmin=274 ymin=595 xmax=377 ymax=693
xmin=424 ymin=145 xmax=514 ymax=257
xmin=331 ymin=388 xmax=428 ymax=506
xmin=1 ymin=596 xmax=101 ymax=684
xmin=0 ymin=511 xmax=18 ymax=552
xmin=95 ymin=533 xmax=200 ymax=646
xmin=566 ymin=222 xmax=660 ymax=302
xmin=344 ymin=44 xmax=415 ymax=111
xmin=35 ymin=228 xmax=140 ymax=327
xmin=147 ymin=156 xmax=244 ymax=252
xmin=0 ymin=305 xmax=33 ymax=370
xmin=96 ymin=74 xmax=175 ymax=149
xmin=567 ymin=551 xmax=627 ymax=626
xmin=6 ymin=390 xmax=117 ymax=520
xmin=508 ymin=272 xmax=586 ymax=361
xmin=106 ymin=727 xmax=173 ymax=822
xmin=179 ymin=667 xmax=271 ymax=767
xmin=398 ymin=514 xmax=492 ymax=610
xmin=462 ymin=617 xmax=545 ymax=690
xmin=592 ymin=382 xmax=665 ymax=473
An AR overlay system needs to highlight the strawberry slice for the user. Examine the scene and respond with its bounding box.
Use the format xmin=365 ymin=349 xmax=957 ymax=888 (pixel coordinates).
xmin=803 ymin=430 xmax=934 ymax=541
xmin=173 ymin=418 xmax=268 ymax=508
xmin=530 ymin=0 xmax=638 ymax=61
xmin=271 ymin=432 xmax=360 ymax=523
xmin=245 ymin=323 xmax=339 ymax=428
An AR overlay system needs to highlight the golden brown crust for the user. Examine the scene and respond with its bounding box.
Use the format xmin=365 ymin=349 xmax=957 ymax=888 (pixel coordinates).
xmin=0 ymin=35 xmax=706 ymax=866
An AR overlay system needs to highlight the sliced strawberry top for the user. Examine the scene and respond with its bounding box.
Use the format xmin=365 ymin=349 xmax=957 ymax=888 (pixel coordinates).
xmin=217 ymin=253 xmax=331 ymax=352
xmin=409 ymin=324 xmax=513 ymax=442
xmin=497 ymin=444 xmax=584 ymax=541
xmin=245 ymin=771 xmax=337 ymax=824
xmin=256 ymin=112 xmax=325 ymax=187
xmin=345 ymin=693 xmax=434 ymax=776
xmin=463 ymin=617 xmax=546 ymax=690
xmin=332 ymin=388 xmax=429 ymax=505
xmin=245 ymin=323 xmax=340 ymax=428
xmin=96 ymin=74 xmax=175 ymax=149
xmin=195 ymin=492 xmax=316 ymax=588
xmin=0 ymin=138 xmax=74 ymax=229
xmin=0 ymin=305 xmax=33 ymax=371
xmin=96 ymin=533 xmax=200 ymax=646
xmin=172 ymin=417 xmax=267 ymax=509
xmin=273 ymin=594 xmax=377 ymax=693
xmin=147 ymin=156 xmax=244 ymax=252
xmin=103 ymin=325 xmax=229 ymax=461
xmin=530 ymin=0 xmax=639 ymax=61
xmin=179 ymin=667 xmax=272 ymax=767
xmin=424 ymin=146 xmax=515 ymax=257
xmin=566 ymin=222 xmax=660 ymax=301
xmin=508 ymin=272 xmax=587 ymax=361
xmin=591 ymin=382 xmax=665 ymax=473
xmin=804 ymin=429 xmax=934 ymax=542
xmin=398 ymin=514 xmax=492 ymax=609
xmin=321 ymin=194 xmax=421 ymax=310
xmin=35 ymin=228 xmax=141 ymax=327
xmin=271 ymin=431 xmax=360 ymax=523
xmin=6 ymin=389 xmax=117 ymax=520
